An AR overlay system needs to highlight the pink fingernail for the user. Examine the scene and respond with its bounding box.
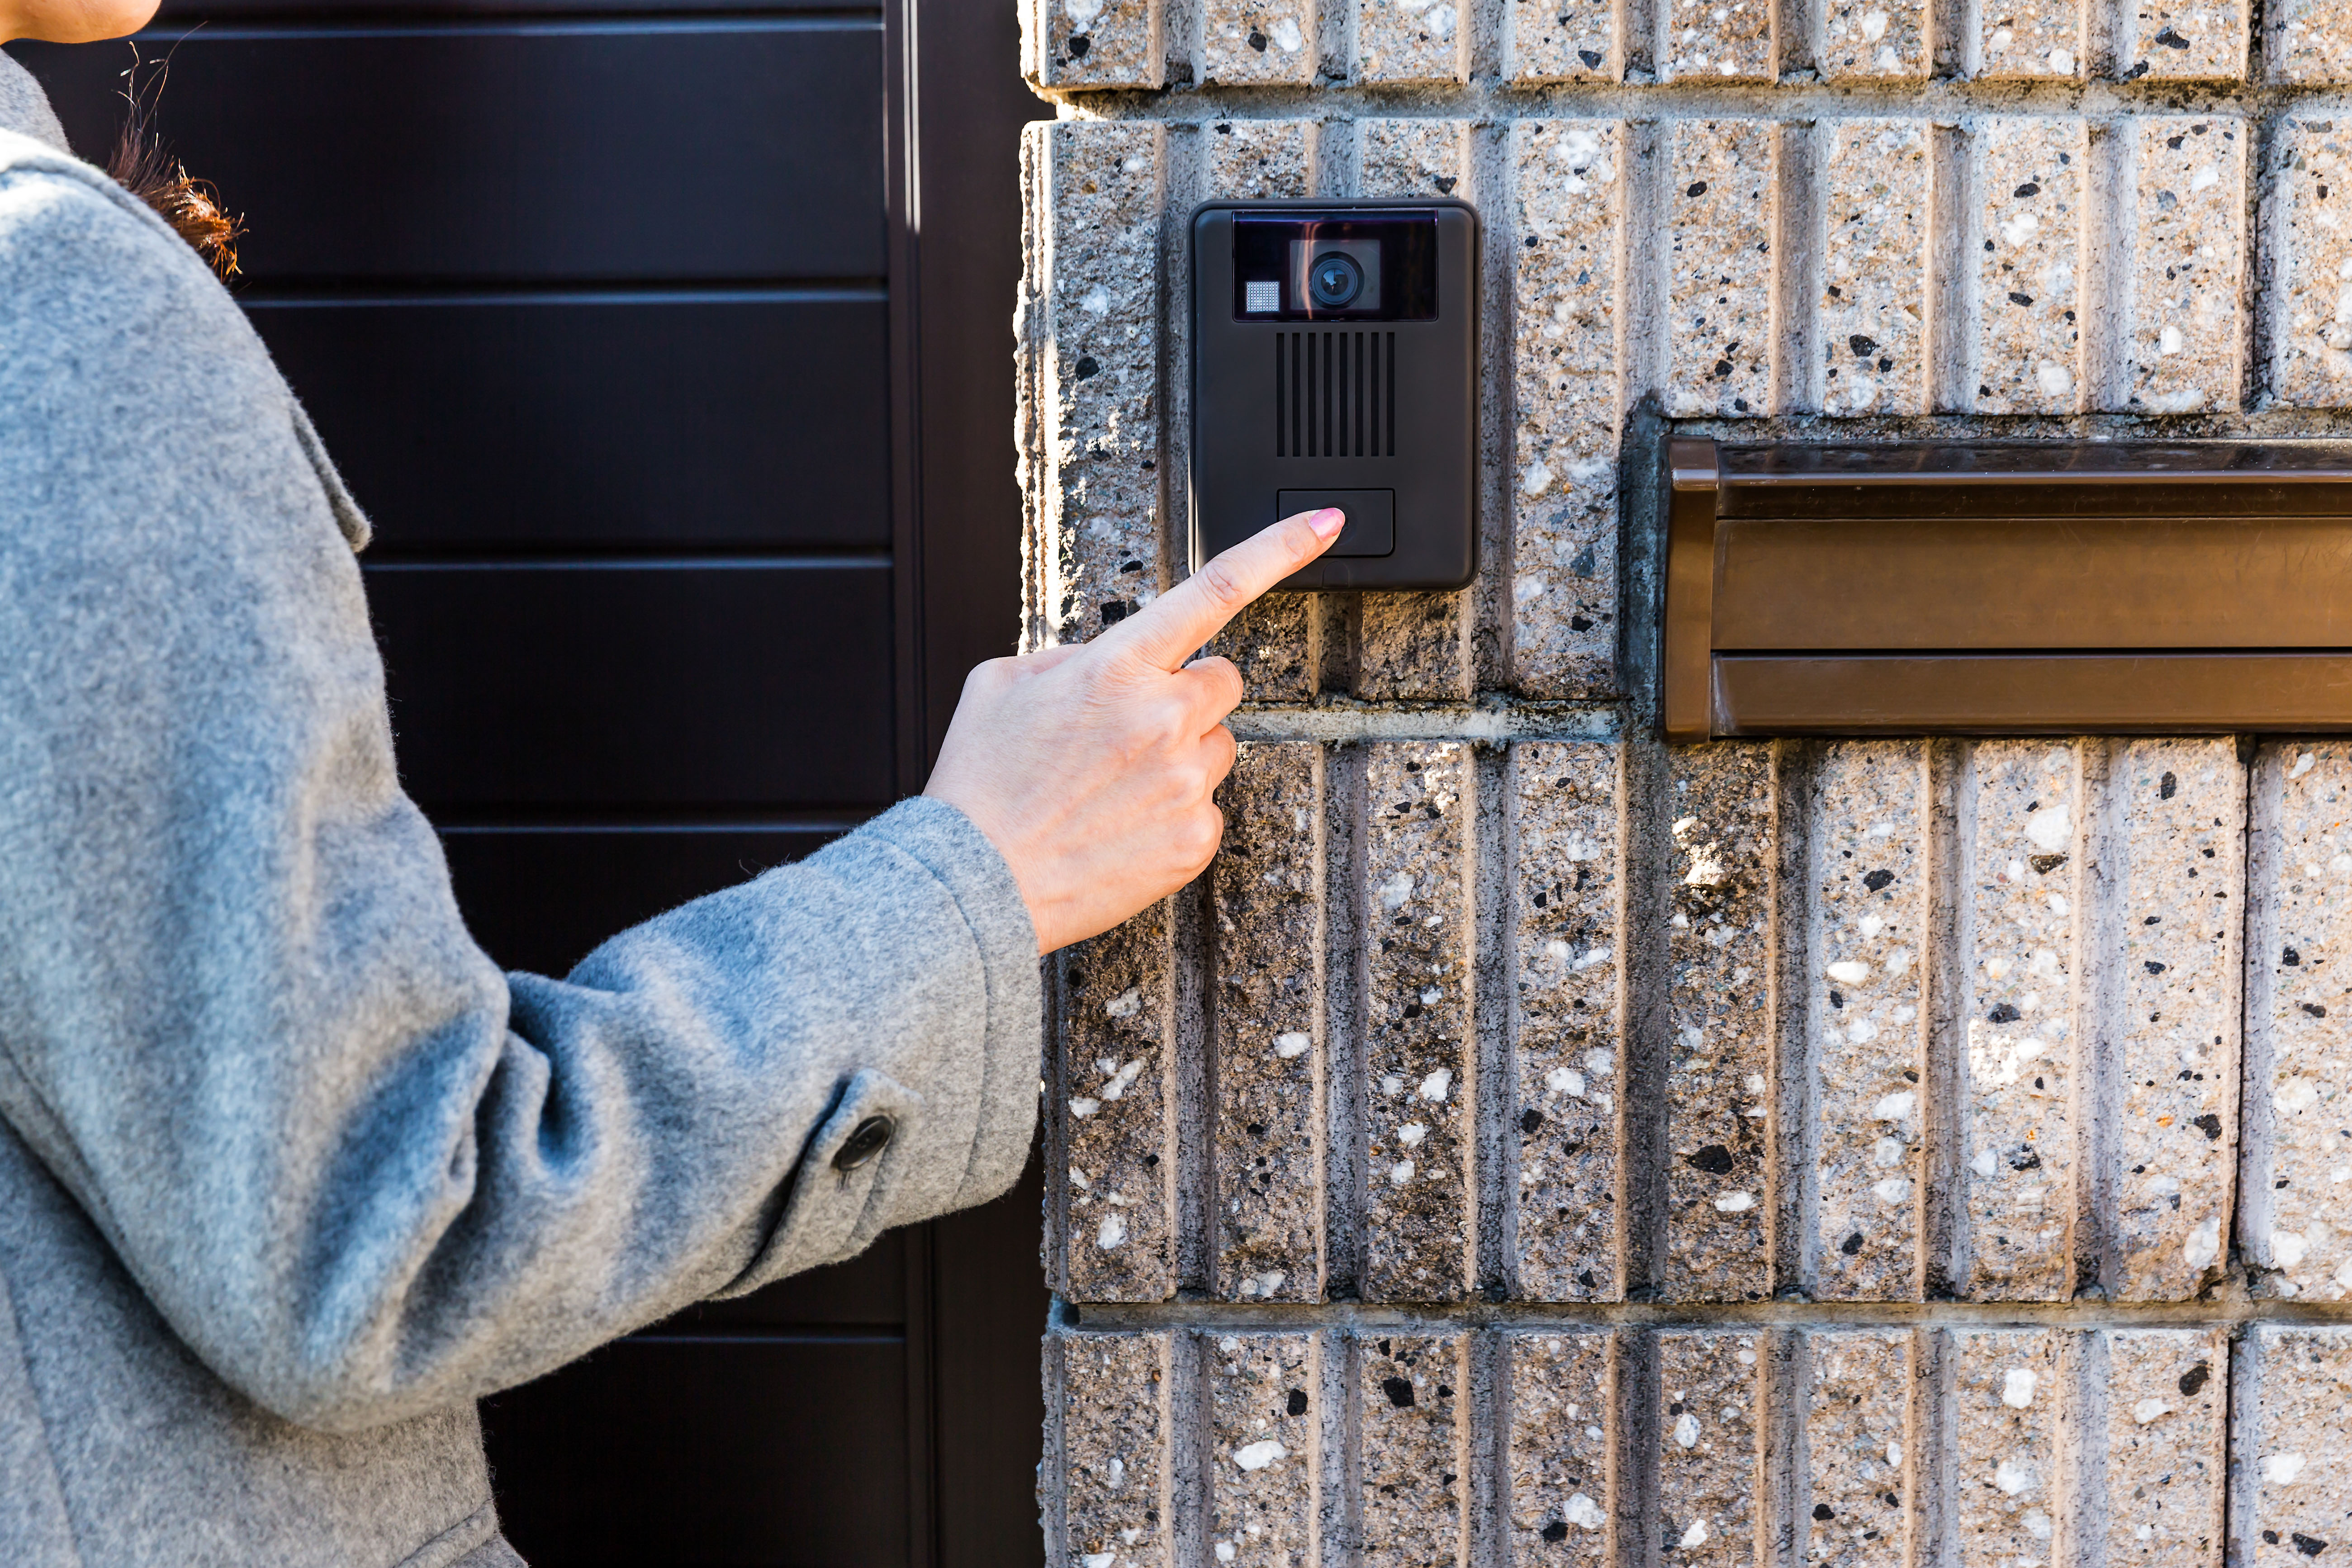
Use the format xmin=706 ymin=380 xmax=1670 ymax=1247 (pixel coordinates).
xmin=1310 ymin=507 xmax=1346 ymax=540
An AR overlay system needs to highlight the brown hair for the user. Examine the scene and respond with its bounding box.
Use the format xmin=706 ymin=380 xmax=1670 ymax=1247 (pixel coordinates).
xmin=104 ymin=46 xmax=241 ymax=280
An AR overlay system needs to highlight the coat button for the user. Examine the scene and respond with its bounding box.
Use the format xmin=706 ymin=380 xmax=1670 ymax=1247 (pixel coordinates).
xmin=832 ymin=1115 xmax=896 ymax=1171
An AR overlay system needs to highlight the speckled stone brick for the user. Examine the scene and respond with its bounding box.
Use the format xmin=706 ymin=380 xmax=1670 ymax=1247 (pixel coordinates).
xmin=1667 ymin=121 xmax=1775 ymax=420
xmin=2243 ymin=744 xmax=2352 ymax=1300
xmin=1062 ymin=900 xmax=1179 ymax=1302
xmin=1802 ymin=1329 xmax=1915 ymax=1568
xmin=1820 ymin=122 xmax=1929 ymax=417
xmin=1360 ymin=1332 xmax=1469 ymax=1568
xmin=1665 ymin=744 xmax=1776 ymax=1303
xmin=1661 ymin=0 xmax=1773 ymax=79
xmin=1950 ymin=1328 xmax=2065 ymax=1568
xmin=1364 ymin=742 xmax=1476 ymax=1303
xmin=1960 ymin=742 xmax=2082 ymax=1302
xmin=1506 ymin=1330 xmax=1616 ymax=1565
xmin=2125 ymin=118 xmax=2247 ymax=415
xmin=2125 ymin=0 xmax=2244 ymax=78
xmin=2271 ymin=0 xmax=2352 ymax=82
xmin=2270 ymin=120 xmax=2352 ymax=407
xmin=2101 ymin=1328 xmax=2226 ymax=1568
xmin=1357 ymin=120 xmax=1474 ymax=703
xmin=1510 ymin=742 xmax=1624 ymax=1301
xmin=1657 ymin=1330 xmax=1764 ymax=1568
xmin=1357 ymin=0 xmax=1469 ymax=83
xmin=1023 ymin=123 xmax=1169 ymax=648
xmin=1975 ymin=0 xmax=2082 ymax=76
xmin=1213 ymin=743 xmax=1326 ymax=1302
xmin=1509 ymin=120 xmax=1623 ymax=698
xmin=2109 ymin=741 xmax=2243 ymax=1302
xmin=1822 ymin=0 xmax=1929 ymax=76
xmin=1204 ymin=122 xmax=1320 ymax=704
xmin=1028 ymin=0 xmax=1167 ymax=89
xmin=1058 ymin=1331 xmax=1172 ymax=1568
xmin=1204 ymin=0 xmax=1318 ymax=83
xmin=1206 ymin=1331 xmax=1320 ymax=1568
xmin=1505 ymin=0 xmax=1620 ymax=81
xmin=2232 ymin=1326 xmax=2352 ymax=1568
xmin=1807 ymin=742 xmax=1930 ymax=1302
xmin=1974 ymin=118 xmax=2086 ymax=416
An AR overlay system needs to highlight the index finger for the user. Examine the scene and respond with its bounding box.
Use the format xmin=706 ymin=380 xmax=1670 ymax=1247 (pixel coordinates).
xmin=1097 ymin=507 xmax=1346 ymax=672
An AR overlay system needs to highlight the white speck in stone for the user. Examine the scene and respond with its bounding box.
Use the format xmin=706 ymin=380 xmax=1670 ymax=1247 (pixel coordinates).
xmin=1744 ymin=1073 xmax=1766 ymax=1094
xmin=2160 ymin=324 xmax=2185 ymax=355
xmin=2048 ymin=47 xmax=2074 ymax=71
xmin=1574 ymin=945 xmax=1613 ymax=971
xmin=2024 ymin=804 xmax=2071 ymax=853
xmin=2278 ymin=1079 xmax=2321 ymax=1114
xmin=1065 ymin=0 xmax=1106 ymax=22
xmin=1875 ymin=43 xmax=1901 ymax=67
xmin=1082 ymin=1554 xmax=1116 ymax=1568
xmin=1873 ymin=1137 xmax=1905 ymax=1166
xmin=1994 ymin=1457 xmax=2035 ymax=1494
xmin=1516 ymin=574 xmax=1548 ymax=606
xmin=1390 ymin=1160 xmax=1416 ymax=1186
xmin=1521 ymin=460 xmax=1555 ymax=497
xmin=1420 ymin=1069 xmax=1453 ymax=1101
xmin=1859 ymin=915 xmax=1885 ymax=939
xmin=1874 ymin=1090 xmax=1917 ymax=1121
xmin=2025 ymin=1510 xmax=2053 ymax=1541
xmin=2191 ymin=164 xmax=2219 ymax=193
xmin=2275 ymin=1230 xmax=2311 ymax=1268
xmin=2185 ymin=1216 xmax=2221 ymax=1268
xmin=1546 ymin=938 xmax=1573 ymax=965
xmin=1081 ymin=285 xmax=1110 ymax=315
xmin=1566 ymin=1492 xmax=1606 ymax=1529
xmin=1586 ymin=1425 xmax=1605 ymax=1441
xmin=1588 ymin=1049 xmax=1616 ymax=1076
xmin=1105 ymin=988 xmax=1142 ymax=1018
xmin=2291 ymin=752 xmax=2317 ymax=780
xmin=1680 ymin=1519 xmax=1711 ymax=1549
xmin=1071 ymin=1098 xmax=1102 ymax=1118
xmin=1859 ymin=7 xmax=1888 ymax=38
xmin=1398 ymin=1122 xmax=1429 ymax=1147
xmin=1270 ymin=16 xmax=1304 ymax=50
xmin=1420 ymin=987 xmax=1443 ymax=1006
xmin=1829 ymin=959 xmax=1872 ymax=985
xmin=1071 ymin=1168 xmax=1092 ymax=1189
xmin=1098 ymin=1213 xmax=1127 ymax=1249
xmin=2001 ymin=211 xmax=2041 ymax=248
xmin=2334 ymin=1166 xmax=2352 ymax=1185
xmin=1100 ymin=1059 xmax=1144 ymax=1101
xmin=1548 ymin=1066 xmax=1587 ymax=1098
xmin=1990 ymin=24 xmax=2014 ymax=46
xmin=1215 ymin=1544 xmax=1237 ymax=1564
xmin=1849 ymin=1018 xmax=1878 ymax=1044
xmin=2002 ymin=1369 xmax=2038 ymax=1408
xmin=1674 ymin=1412 xmax=1702 ymax=1447
xmin=1873 ymin=1177 xmax=1911 ymax=1204
xmin=1971 ymin=1147 xmax=1999 ymax=1177
xmin=2266 ymin=1452 xmax=2307 ymax=1484
xmin=1382 ymin=1074 xmax=1404 ymax=1095
xmin=1234 ymin=1439 xmax=1287 ymax=1471
xmin=1274 ymin=1032 xmax=1311 ymax=1058
xmin=1379 ymin=872 xmax=1415 ymax=910
xmin=2035 ymin=360 xmax=2073 ymax=398
xmin=1715 ymin=1191 xmax=1756 ymax=1213
xmin=1886 ymin=1441 xmax=1902 ymax=1465
xmin=2132 ymin=1398 xmax=2173 ymax=1425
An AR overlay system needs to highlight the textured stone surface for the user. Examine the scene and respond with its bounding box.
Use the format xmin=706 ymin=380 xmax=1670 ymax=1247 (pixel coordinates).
xmin=1213 ymin=743 xmax=1326 ymax=1302
xmin=1360 ymin=1333 xmax=1468 ymax=1568
xmin=1504 ymin=0 xmax=1620 ymax=81
xmin=1202 ymin=121 xmax=1319 ymax=704
xmin=1058 ymin=1331 xmax=1171 ymax=1568
xmin=1802 ymin=1329 xmax=1915 ymax=1568
xmin=1506 ymin=1330 xmax=1616 ymax=1566
xmin=2109 ymin=741 xmax=2243 ymax=1302
xmin=1206 ymin=1331 xmax=1319 ymax=1568
xmin=1661 ymin=0 xmax=1773 ymax=80
xmin=1822 ymin=0 xmax=1929 ymax=77
xmin=1027 ymin=0 xmax=1166 ymax=89
xmin=1950 ymin=1328 xmax=2064 ymax=1568
xmin=2233 ymin=1326 xmax=2352 ymax=1568
xmin=2271 ymin=119 xmax=2352 ymax=407
xmin=1975 ymin=0 xmax=2082 ymax=76
xmin=1667 ymin=121 xmax=1775 ymax=419
xmin=2125 ymin=118 xmax=2247 ymax=415
xmin=1510 ymin=742 xmax=1625 ymax=1301
xmin=2125 ymin=0 xmax=2244 ymax=79
xmin=1357 ymin=0 xmax=1469 ymax=83
xmin=1807 ymin=742 xmax=1930 ymax=1302
xmin=1657 ymin=1330 xmax=1764 ymax=1568
xmin=1819 ymin=122 xmax=1930 ymax=417
xmin=1356 ymin=120 xmax=1475 ymax=703
xmin=1022 ymin=122 xmax=1169 ymax=648
xmin=1062 ymin=899 xmax=1179 ymax=1302
xmin=1665 ymin=744 xmax=1777 ymax=1302
xmin=1509 ymin=119 xmax=1623 ymax=698
xmin=2101 ymin=1328 xmax=2226 ymax=1568
xmin=2243 ymin=744 xmax=2352 ymax=1300
xmin=1960 ymin=742 xmax=2082 ymax=1302
xmin=1363 ymin=742 xmax=1476 ymax=1303
xmin=2271 ymin=0 xmax=2352 ymax=82
xmin=1974 ymin=118 xmax=2085 ymax=415
xmin=1204 ymin=0 xmax=1318 ymax=83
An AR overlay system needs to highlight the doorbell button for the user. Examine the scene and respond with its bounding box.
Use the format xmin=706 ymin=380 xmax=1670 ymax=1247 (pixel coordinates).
xmin=1278 ymin=488 xmax=1395 ymax=558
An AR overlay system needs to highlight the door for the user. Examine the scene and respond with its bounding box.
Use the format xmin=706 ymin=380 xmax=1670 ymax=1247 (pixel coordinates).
xmin=8 ymin=1 xmax=1047 ymax=1562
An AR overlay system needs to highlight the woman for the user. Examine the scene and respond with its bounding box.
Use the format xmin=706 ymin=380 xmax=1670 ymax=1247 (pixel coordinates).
xmin=0 ymin=8 xmax=1342 ymax=1562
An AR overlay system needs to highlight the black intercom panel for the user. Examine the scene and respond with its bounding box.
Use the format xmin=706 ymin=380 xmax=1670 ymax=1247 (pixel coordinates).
xmin=1189 ymin=200 xmax=1479 ymax=591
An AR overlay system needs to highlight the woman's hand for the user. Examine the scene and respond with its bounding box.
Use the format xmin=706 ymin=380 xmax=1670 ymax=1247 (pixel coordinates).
xmin=924 ymin=507 xmax=1345 ymax=954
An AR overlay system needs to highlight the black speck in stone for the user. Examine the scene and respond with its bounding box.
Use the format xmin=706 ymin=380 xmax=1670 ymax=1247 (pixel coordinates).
xmin=2179 ymin=1362 xmax=2210 ymax=1395
xmin=2161 ymin=770 xmax=2179 ymax=798
xmin=2008 ymin=1145 xmax=2042 ymax=1170
xmin=1068 ymin=33 xmax=1090 ymax=55
xmin=2031 ymin=854 xmax=2067 ymax=875
xmin=1383 ymin=1377 xmax=1415 ymax=1408
xmin=1580 ymin=47 xmax=1604 ymax=66
xmin=2294 ymin=1536 xmax=2328 ymax=1558
xmin=1288 ymin=1388 xmax=1309 ymax=1416
xmin=2146 ymin=915 xmax=2161 ymax=925
xmin=1522 ymin=1107 xmax=1546 ymax=1135
xmin=1248 ymin=28 xmax=1268 ymax=48
xmin=2195 ymin=1113 xmax=2223 ymax=1140
xmin=1841 ymin=1231 xmax=1864 ymax=1255
xmin=2145 ymin=961 xmax=2167 ymax=974
xmin=1830 ymin=990 xmax=1845 ymax=1009
xmin=1688 ymin=180 xmax=1708 ymax=197
xmin=2015 ymin=182 xmax=2041 ymax=197
xmin=1433 ymin=175 xmax=1458 ymax=194
xmin=1988 ymin=1003 xmax=2021 ymax=1024
xmin=2286 ymin=946 xmax=2303 ymax=965
xmin=2009 ymin=291 xmax=2035 ymax=306
xmin=1864 ymin=868 xmax=1895 ymax=891
xmin=1570 ymin=614 xmax=1594 ymax=630
xmin=1073 ymin=355 xmax=1099 ymax=379
xmin=1247 ymin=1122 xmax=1266 ymax=1137
xmin=1849 ymin=334 xmax=1879 ymax=357
xmin=2306 ymin=1002 xmax=2329 ymax=1018
xmin=1685 ymin=1144 xmax=1736 ymax=1174
xmin=1544 ymin=1521 xmax=1570 ymax=1542
xmin=1814 ymin=1506 xmax=1836 ymax=1521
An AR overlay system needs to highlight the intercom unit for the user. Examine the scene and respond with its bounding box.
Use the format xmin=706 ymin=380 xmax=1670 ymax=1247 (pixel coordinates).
xmin=1188 ymin=200 xmax=1479 ymax=590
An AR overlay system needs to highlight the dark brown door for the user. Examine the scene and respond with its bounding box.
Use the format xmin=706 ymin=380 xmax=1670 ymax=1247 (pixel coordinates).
xmin=9 ymin=1 xmax=1047 ymax=1562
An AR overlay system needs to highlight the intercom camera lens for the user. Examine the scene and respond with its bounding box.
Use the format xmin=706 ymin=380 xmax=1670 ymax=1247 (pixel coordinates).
xmin=1307 ymin=251 xmax=1363 ymax=308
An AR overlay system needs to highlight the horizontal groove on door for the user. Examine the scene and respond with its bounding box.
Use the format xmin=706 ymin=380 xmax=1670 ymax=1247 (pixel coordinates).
xmin=153 ymin=0 xmax=878 ymax=18
xmin=10 ymin=23 xmax=883 ymax=281
xmin=365 ymin=554 xmax=894 ymax=569
xmin=239 ymin=281 xmax=887 ymax=303
xmin=368 ymin=564 xmax=893 ymax=810
xmin=255 ymin=298 xmax=889 ymax=551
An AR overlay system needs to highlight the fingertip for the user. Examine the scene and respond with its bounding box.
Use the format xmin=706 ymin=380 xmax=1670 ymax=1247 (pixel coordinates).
xmin=1309 ymin=507 xmax=1346 ymax=543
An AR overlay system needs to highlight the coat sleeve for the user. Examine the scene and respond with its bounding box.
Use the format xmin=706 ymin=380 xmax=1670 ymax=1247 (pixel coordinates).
xmin=0 ymin=162 xmax=1042 ymax=1432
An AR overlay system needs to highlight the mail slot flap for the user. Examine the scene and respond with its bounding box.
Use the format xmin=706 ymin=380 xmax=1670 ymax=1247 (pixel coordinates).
xmin=1664 ymin=437 xmax=2352 ymax=741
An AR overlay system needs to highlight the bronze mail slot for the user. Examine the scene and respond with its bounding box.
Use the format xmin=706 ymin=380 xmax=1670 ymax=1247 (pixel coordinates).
xmin=1663 ymin=437 xmax=2352 ymax=742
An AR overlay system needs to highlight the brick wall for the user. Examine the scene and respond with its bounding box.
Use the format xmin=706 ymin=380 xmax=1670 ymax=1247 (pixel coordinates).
xmin=1014 ymin=3 xmax=2352 ymax=1563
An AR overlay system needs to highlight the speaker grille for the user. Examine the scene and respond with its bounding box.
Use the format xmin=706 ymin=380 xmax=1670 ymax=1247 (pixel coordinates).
xmin=1275 ymin=330 xmax=1393 ymax=458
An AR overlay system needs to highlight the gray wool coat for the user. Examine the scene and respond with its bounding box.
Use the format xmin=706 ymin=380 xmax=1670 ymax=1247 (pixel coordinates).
xmin=0 ymin=53 xmax=1041 ymax=1568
